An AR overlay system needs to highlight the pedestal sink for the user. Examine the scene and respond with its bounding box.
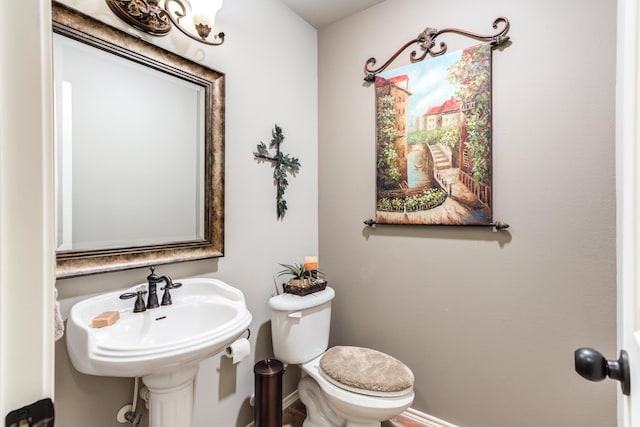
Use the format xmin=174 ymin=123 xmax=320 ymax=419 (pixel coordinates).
xmin=66 ymin=277 xmax=252 ymax=427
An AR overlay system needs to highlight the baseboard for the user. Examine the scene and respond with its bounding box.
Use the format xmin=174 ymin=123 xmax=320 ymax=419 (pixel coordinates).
xmin=245 ymin=390 xmax=461 ymax=427
xmin=400 ymin=407 xmax=461 ymax=427
xmin=282 ymin=389 xmax=300 ymax=410
xmin=245 ymin=390 xmax=300 ymax=427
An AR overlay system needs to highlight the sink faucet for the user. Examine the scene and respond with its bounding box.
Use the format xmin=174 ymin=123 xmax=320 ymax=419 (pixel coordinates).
xmin=147 ymin=267 xmax=183 ymax=307
xmin=146 ymin=267 xmax=162 ymax=309
xmin=120 ymin=267 xmax=182 ymax=312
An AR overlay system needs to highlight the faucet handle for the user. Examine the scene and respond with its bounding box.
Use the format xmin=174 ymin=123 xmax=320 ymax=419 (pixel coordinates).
xmin=163 ymin=281 xmax=182 ymax=290
xmin=120 ymin=290 xmax=148 ymax=313
xmin=161 ymin=281 xmax=182 ymax=306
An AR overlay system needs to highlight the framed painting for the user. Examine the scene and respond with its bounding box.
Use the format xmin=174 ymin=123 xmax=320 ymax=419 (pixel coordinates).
xmin=374 ymin=43 xmax=493 ymax=226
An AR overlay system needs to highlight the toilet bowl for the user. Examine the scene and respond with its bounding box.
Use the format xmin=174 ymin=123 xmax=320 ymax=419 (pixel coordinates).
xmin=269 ymin=287 xmax=415 ymax=427
xmin=300 ymin=353 xmax=414 ymax=427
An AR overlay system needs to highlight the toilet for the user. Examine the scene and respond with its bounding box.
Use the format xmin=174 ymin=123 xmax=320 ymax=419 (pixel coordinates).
xmin=269 ymin=286 xmax=414 ymax=427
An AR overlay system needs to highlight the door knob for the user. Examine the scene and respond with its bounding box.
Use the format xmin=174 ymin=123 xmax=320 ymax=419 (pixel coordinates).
xmin=574 ymin=347 xmax=630 ymax=396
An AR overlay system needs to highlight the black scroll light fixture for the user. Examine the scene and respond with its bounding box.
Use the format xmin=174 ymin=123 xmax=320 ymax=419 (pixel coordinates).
xmin=105 ymin=0 xmax=225 ymax=45
xmin=574 ymin=347 xmax=630 ymax=396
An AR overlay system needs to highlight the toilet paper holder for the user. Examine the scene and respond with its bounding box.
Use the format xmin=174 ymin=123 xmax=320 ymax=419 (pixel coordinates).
xmin=225 ymin=328 xmax=250 ymax=352
xmin=225 ymin=328 xmax=252 ymax=364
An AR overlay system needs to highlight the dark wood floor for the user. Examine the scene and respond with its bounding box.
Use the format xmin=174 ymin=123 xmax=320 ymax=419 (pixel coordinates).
xmin=282 ymin=399 xmax=306 ymax=427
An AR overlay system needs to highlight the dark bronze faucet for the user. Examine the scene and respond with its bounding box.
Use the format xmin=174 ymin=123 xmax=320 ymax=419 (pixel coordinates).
xmin=120 ymin=266 xmax=182 ymax=312
xmin=145 ymin=267 xmax=162 ymax=309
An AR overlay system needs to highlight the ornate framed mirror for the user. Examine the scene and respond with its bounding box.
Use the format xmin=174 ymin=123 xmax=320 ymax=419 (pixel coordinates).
xmin=52 ymin=2 xmax=225 ymax=278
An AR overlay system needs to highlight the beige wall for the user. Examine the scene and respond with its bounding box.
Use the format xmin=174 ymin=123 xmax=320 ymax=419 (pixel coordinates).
xmin=53 ymin=0 xmax=316 ymax=425
xmin=318 ymin=1 xmax=617 ymax=426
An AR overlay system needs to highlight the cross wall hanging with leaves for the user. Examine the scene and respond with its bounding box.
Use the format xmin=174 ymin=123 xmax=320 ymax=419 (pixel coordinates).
xmin=254 ymin=124 xmax=301 ymax=219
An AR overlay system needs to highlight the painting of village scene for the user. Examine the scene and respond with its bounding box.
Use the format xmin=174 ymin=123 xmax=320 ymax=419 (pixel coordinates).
xmin=374 ymin=43 xmax=493 ymax=225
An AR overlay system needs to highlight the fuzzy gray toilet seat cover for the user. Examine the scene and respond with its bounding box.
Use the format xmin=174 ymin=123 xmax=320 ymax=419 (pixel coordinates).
xmin=319 ymin=346 xmax=414 ymax=393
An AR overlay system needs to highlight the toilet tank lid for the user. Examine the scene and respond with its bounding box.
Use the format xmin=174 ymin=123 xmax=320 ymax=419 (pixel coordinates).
xmin=269 ymin=286 xmax=335 ymax=311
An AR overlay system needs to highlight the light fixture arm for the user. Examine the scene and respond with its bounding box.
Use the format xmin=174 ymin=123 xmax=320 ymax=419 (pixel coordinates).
xmin=105 ymin=0 xmax=224 ymax=45
xmin=164 ymin=0 xmax=225 ymax=45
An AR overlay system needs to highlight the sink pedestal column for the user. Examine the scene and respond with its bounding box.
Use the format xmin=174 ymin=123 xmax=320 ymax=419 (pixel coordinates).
xmin=142 ymin=363 xmax=200 ymax=427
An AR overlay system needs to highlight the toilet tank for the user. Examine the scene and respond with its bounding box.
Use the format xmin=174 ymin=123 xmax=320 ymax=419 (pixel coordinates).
xmin=269 ymin=287 xmax=335 ymax=364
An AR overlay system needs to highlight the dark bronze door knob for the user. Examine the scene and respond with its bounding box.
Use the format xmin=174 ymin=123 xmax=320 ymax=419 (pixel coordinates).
xmin=574 ymin=347 xmax=630 ymax=396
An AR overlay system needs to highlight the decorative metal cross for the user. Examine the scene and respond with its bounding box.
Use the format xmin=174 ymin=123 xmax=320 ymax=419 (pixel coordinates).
xmin=254 ymin=124 xmax=301 ymax=219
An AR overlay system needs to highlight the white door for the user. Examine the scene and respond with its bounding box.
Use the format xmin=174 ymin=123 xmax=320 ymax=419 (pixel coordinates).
xmin=576 ymin=1 xmax=640 ymax=425
xmin=617 ymin=0 xmax=640 ymax=425
xmin=0 ymin=0 xmax=55 ymax=418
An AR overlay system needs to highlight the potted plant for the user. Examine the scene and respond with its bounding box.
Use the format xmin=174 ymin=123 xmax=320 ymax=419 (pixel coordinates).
xmin=278 ymin=263 xmax=311 ymax=287
xmin=278 ymin=262 xmax=327 ymax=295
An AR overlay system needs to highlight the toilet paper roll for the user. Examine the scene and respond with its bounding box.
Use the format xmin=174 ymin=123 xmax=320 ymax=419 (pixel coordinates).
xmin=225 ymin=338 xmax=251 ymax=364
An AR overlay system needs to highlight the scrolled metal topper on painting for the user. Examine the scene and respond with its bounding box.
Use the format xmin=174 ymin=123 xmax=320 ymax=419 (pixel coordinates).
xmin=364 ymin=17 xmax=510 ymax=230
xmin=363 ymin=17 xmax=511 ymax=83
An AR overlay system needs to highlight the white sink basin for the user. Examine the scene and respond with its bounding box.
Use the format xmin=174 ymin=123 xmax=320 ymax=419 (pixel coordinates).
xmin=66 ymin=277 xmax=252 ymax=378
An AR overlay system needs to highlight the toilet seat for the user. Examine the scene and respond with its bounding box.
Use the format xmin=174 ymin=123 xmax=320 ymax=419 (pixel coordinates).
xmin=318 ymin=346 xmax=414 ymax=397
xmin=319 ymin=370 xmax=412 ymax=398
xmin=302 ymin=355 xmax=414 ymax=402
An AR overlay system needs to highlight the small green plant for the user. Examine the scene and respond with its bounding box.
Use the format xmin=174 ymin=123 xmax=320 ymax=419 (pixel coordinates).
xmin=277 ymin=263 xmax=308 ymax=281
xmin=278 ymin=263 xmax=325 ymax=286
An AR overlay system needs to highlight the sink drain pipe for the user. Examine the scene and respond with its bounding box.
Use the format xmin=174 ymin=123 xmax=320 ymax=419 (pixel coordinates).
xmin=116 ymin=377 xmax=143 ymax=426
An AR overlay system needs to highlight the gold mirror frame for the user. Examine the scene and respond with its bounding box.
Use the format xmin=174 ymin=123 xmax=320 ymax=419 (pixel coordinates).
xmin=53 ymin=2 xmax=225 ymax=278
